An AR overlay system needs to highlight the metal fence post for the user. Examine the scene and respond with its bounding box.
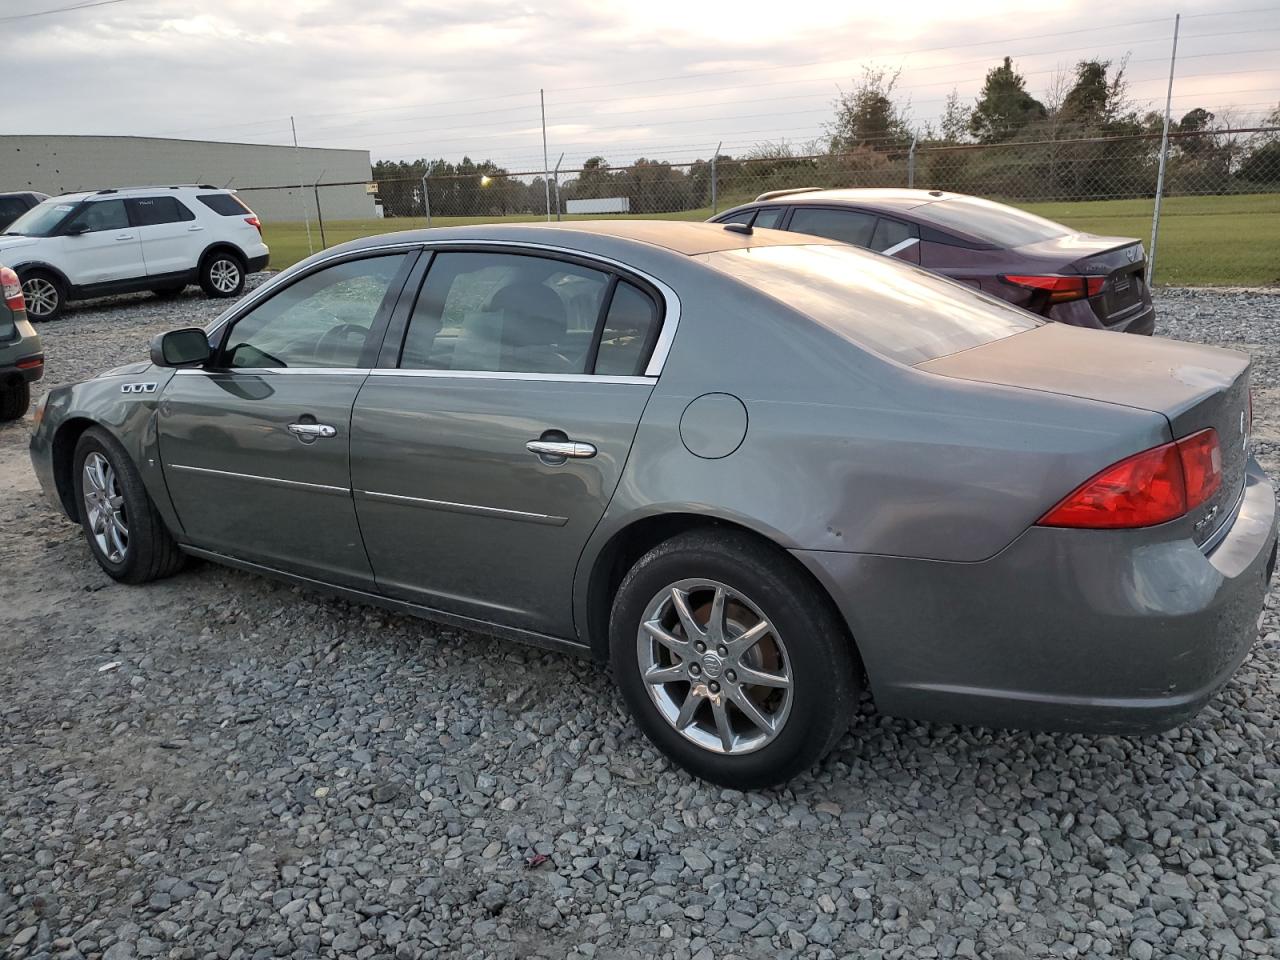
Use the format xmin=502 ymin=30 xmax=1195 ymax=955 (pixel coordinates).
xmin=710 ymin=141 xmax=722 ymax=214
xmin=541 ymin=88 xmax=552 ymax=222
xmin=1148 ymin=13 xmax=1181 ymax=287
xmin=907 ymin=133 xmax=918 ymax=188
xmin=312 ymin=170 xmax=327 ymax=249
xmin=422 ymin=161 xmax=436 ymax=228
xmin=553 ymin=153 xmax=564 ymax=221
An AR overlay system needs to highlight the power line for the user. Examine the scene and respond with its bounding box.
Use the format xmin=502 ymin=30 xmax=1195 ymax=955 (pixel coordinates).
xmin=0 ymin=0 xmax=130 ymax=23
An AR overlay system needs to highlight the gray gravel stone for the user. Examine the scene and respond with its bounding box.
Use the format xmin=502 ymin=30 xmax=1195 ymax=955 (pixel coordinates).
xmin=3 ymin=286 xmax=1280 ymax=959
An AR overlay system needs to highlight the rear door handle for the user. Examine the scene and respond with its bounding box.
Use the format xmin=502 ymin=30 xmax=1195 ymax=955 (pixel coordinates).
xmin=288 ymin=422 xmax=337 ymax=442
xmin=115 ymin=233 xmax=135 ymax=241
xmin=187 ymin=225 xmax=204 ymax=232
xmin=526 ymin=439 xmax=596 ymax=460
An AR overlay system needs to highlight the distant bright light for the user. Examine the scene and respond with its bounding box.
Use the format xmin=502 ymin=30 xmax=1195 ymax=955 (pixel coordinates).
xmin=480 ymin=175 xmax=492 ymax=186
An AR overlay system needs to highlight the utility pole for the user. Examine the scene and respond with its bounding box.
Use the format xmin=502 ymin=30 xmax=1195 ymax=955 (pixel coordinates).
xmin=291 ymin=116 xmax=314 ymax=256
xmin=1148 ymin=13 xmax=1180 ymax=287
xmin=541 ymin=89 xmax=552 ymax=222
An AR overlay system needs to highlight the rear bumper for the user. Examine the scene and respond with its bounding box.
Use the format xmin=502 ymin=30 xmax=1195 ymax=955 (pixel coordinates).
xmin=1050 ymin=299 xmax=1155 ymax=335
xmin=795 ymin=457 xmax=1276 ymax=734
xmin=247 ymin=252 xmax=270 ymax=274
xmin=0 ymin=355 xmax=44 ymax=382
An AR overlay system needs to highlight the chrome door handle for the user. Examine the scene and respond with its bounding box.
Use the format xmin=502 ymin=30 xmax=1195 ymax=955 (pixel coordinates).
xmin=187 ymin=224 xmax=205 ymax=232
xmin=526 ymin=439 xmax=596 ymax=459
xmin=115 ymin=233 xmax=135 ymax=241
xmin=288 ymin=422 xmax=337 ymax=440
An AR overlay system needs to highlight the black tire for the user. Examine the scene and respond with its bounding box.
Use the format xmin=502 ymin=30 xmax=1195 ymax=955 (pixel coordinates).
xmin=72 ymin=426 xmax=185 ymax=584
xmin=609 ymin=528 xmax=859 ymax=789
xmin=20 ymin=270 xmax=64 ymax=322
xmin=151 ymin=285 xmax=185 ymax=299
xmin=199 ymin=250 xmax=246 ymax=299
xmin=0 ymin=379 xmax=30 ymax=421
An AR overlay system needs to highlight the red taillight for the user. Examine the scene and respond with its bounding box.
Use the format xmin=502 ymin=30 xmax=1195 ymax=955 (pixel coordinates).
xmin=16 ymin=356 xmax=42 ymax=370
xmin=1038 ymin=428 xmax=1222 ymax=529
xmin=245 ymin=215 xmax=262 ymax=235
xmin=1002 ymin=274 xmax=1105 ymax=303
xmin=1177 ymin=428 xmax=1222 ymax=509
xmin=1 ymin=266 xmax=23 ymax=312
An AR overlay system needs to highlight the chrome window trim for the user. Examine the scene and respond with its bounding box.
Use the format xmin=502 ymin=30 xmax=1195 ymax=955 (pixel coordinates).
xmin=355 ymin=489 xmax=568 ymax=526
xmin=204 ymin=238 xmax=682 ymax=378
xmin=174 ymin=367 xmax=371 ymax=377
xmin=881 ymin=237 xmax=921 ymax=257
xmin=366 ymin=369 xmax=651 ymax=385
xmin=168 ymin=463 xmax=349 ymax=495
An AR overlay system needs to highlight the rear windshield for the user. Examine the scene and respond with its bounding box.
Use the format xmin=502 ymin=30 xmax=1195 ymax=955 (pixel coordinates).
xmin=3 ymin=199 xmax=79 ymax=237
xmin=197 ymin=193 xmax=252 ymax=216
xmin=700 ymin=244 xmax=1039 ymax=365
xmin=915 ymin=196 xmax=1069 ymax=247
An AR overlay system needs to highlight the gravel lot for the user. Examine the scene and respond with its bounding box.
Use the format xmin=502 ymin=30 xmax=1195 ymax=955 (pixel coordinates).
xmin=3 ymin=286 xmax=1280 ymax=960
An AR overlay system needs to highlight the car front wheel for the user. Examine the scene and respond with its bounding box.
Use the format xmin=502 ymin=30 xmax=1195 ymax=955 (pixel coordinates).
xmin=73 ymin=427 xmax=185 ymax=583
xmin=199 ymin=252 xmax=245 ymax=298
xmin=610 ymin=529 xmax=860 ymax=789
xmin=21 ymin=271 xmax=63 ymax=321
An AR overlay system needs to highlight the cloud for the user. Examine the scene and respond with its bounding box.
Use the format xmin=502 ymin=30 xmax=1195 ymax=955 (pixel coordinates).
xmin=4 ymin=0 xmax=1276 ymax=171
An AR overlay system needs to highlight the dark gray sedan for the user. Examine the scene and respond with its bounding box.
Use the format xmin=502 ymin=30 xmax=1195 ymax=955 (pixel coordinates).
xmin=29 ymin=221 xmax=1276 ymax=787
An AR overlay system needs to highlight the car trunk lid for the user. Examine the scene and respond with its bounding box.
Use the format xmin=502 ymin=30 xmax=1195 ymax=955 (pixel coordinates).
xmin=1017 ymin=233 xmax=1151 ymax=325
xmin=919 ymin=323 xmax=1251 ymax=546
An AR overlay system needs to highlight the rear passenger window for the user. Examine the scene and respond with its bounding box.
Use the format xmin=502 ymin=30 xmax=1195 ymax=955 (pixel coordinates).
xmin=870 ymin=218 xmax=919 ymax=252
xmin=129 ymin=197 xmax=195 ymax=226
xmin=198 ymin=193 xmax=253 ymax=216
xmin=752 ymin=207 xmax=785 ymax=229
xmin=788 ymin=208 xmax=877 ymax=247
xmin=400 ymin=252 xmax=609 ymax=374
xmin=594 ymin=281 xmax=659 ymax=376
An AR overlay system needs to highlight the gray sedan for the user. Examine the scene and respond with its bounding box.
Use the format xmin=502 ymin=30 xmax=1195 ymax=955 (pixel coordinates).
xmin=29 ymin=221 xmax=1276 ymax=787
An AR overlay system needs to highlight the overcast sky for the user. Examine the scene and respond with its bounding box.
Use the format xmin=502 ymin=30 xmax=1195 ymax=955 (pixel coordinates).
xmin=6 ymin=0 xmax=1279 ymax=171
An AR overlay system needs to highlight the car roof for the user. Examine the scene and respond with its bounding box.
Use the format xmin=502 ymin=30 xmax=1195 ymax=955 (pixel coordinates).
xmin=341 ymin=220 xmax=844 ymax=258
xmin=752 ymin=188 xmax=959 ymax=212
xmin=52 ymin=185 xmax=230 ymax=202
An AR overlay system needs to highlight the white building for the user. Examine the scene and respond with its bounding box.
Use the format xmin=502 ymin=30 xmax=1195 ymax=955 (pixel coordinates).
xmin=0 ymin=135 xmax=374 ymax=222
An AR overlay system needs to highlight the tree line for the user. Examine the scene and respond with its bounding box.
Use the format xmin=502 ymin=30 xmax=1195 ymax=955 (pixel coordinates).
xmin=370 ymin=58 xmax=1280 ymax=217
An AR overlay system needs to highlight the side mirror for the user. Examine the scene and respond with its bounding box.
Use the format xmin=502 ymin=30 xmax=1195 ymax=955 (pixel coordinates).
xmin=150 ymin=327 xmax=210 ymax=367
xmin=65 ymin=223 xmax=90 ymax=236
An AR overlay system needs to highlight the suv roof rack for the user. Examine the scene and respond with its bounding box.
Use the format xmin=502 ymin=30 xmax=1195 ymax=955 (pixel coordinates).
xmin=753 ymin=187 xmax=821 ymax=202
xmin=94 ymin=188 xmax=118 ymax=195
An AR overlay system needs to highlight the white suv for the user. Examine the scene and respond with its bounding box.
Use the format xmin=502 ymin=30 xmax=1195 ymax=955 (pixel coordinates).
xmin=0 ymin=185 xmax=270 ymax=321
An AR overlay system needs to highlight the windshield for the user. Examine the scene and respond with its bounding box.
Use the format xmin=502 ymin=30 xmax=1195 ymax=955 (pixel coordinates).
xmin=4 ymin=199 xmax=80 ymax=237
xmin=700 ymin=243 xmax=1040 ymax=365
xmin=915 ymin=196 xmax=1070 ymax=247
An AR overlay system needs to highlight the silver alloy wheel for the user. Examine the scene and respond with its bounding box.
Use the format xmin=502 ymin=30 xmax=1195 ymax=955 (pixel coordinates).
xmin=82 ymin=452 xmax=129 ymax=563
xmin=637 ymin=578 xmax=793 ymax=755
xmin=22 ymin=276 xmax=59 ymax=318
xmin=208 ymin=258 xmax=241 ymax=294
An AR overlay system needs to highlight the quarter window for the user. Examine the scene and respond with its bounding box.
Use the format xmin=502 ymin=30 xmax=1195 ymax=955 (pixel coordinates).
xmin=787 ymin=208 xmax=877 ymax=247
xmin=400 ymin=252 xmax=610 ymax=374
xmin=67 ymin=199 xmax=129 ymax=233
xmin=220 ymin=254 xmax=408 ymax=369
xmin=595 ymin=281 xmax=659 ymax=376
xmin=718 ymin=209 xmax=756 ymax=226
xmin=128 ymin=196 xmax=196 ymax=226
xmin=197 ymin=193 xmax=253 ymax=216
xmin=870 ymin=217 xmax=919 ymax=252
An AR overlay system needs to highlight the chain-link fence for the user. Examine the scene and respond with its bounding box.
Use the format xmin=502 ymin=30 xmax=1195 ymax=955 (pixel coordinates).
xmin=237 ymin=127 xmax=1280 ymax=287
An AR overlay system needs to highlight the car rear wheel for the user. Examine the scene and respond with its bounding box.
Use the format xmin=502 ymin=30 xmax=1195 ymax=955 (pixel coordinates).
xmin=610 ymin=529 xmax=859 ymax=788
xmin=21 ymin=271 xmax=63 ymax=321
xmin=73 ymin=427 xmax=185 ymax=584
xmin=199 ymin=252 xmax=245 ymax=299
xmin=0 ymin=379 xmax=30 ymax=421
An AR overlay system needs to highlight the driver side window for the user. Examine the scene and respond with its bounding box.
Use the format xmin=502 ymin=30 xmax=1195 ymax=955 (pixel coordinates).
xmin=220 ymin=254 xmax=408 ymax=369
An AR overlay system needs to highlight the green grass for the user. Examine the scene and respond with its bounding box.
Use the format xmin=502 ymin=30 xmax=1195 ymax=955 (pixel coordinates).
xmin=261 ymin=192 xmax=1280 ymax=287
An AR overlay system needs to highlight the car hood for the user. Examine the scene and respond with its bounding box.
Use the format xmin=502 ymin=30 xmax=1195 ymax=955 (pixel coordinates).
xmin=0 ymin=235 xmax=41 ymax=254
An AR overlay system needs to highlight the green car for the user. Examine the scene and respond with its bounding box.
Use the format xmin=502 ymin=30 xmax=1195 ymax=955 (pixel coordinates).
xmin=0 ymin=264 xmax=43 ymax=420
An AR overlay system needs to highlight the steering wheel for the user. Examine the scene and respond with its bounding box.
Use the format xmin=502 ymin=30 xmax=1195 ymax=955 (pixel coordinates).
xmin=315 ymin=323 xmax=369 ymax=363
